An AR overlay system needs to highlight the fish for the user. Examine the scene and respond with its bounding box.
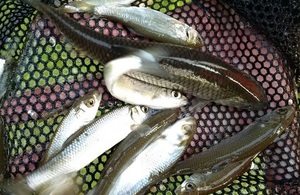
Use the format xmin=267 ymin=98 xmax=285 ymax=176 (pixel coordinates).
xmin=104 ymin=53 xmax=188 ymax=109
xmin=93 ymin=5 xmax=203 ymax=48
xmin=175 ymin=156 xmax=254 ymax=195
xmin=61 ymin=3 xmax=203 ymax=48
xmin=22 ymin=0 xmax=267 ymax=110
xmin=16 ymin=105 xmax=155 ymax=191
xmin=168 ymin=106 xmax=295 ymax=175
xmin=107 ymin=74 xmax=188 ymax=109
xmin=90 ymin=116 xmax=197 ymax=195
xmin=41 ymin=90 xmax=102 ymax=164
xmin=126 ymin=56 xmax=268 ymax=110
xmin=61 ymin=0 xmax=135 ymax=13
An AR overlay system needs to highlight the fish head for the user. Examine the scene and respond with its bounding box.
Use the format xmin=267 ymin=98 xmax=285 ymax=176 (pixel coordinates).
xmin=151 ymin=89 xmax=188 ymax=109
xmin=179 ymin=117 xmax=197 ymax=146
xmin=186 ymin=27 xmax=203 ymax=48
xmin=257 ymin=106 xmax=295 ymax=134
xmin=73 ymin=90 xmax=102 ymax=124
xmin=175 ymin=177 xmax=198 ymax=195
xmin=165 ymin=117 xmax=197 ymax=147
xmin=130 ymin=105 xmax=157 ymax=124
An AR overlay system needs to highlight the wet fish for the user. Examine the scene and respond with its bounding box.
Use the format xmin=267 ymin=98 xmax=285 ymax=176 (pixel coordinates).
xmin=61 ymin=3 xmax=203 ymax=48
xmin=104 ymin=53 xmax=188 ymax=109
xmin=126 ymin=56 xmax=268 ymax=110
xmin=175 ymin=157 xmax=254 ymax=195
xmin=22 ymin=0 xmax=267 ymax=110
xmin=41 ymin=90 xmax=102 ymax=164
xmin=168 ymin=106 xmax=295 ymax=175
xmin=90 ymin=116 xmax=197 ymax=195
xmin=108 ymin=74 xmax=188 ymax=109
xmin=93 ymin=5 xmax=203 ymax=48
xmin=17 ymin=105 xmax=155 ymax=191
xmin=91 ymin=108 xmax=180 ymax=194
xmin=62 ymin=0 xmax=135 ymax=13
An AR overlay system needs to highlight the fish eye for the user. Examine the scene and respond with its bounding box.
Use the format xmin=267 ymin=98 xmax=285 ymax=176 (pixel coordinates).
xmin=277 ymin=107 xmax=288 ymax=115
xmin=85 ymin=98 xmax=95 ymax=108
xmin=185 ymin=182 xmax=196 ymax=191
xmin=172 ymin=91 xmax=182 ymax=98
xmin=140 ymin=106 xmax=149 ymax=113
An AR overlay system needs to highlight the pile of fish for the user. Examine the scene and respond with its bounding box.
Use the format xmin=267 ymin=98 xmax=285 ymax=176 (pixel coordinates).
xmin=0 ymin=0 xmax=296 ymax=194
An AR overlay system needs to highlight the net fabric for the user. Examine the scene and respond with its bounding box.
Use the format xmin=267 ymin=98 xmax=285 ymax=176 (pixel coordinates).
xmin=0 ymin=0 xmax=299 ymax=194
xmin=221 ymin=0 xmax=300 ymax=83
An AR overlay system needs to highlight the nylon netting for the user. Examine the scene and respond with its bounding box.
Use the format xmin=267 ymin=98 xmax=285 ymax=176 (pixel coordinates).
xmin=0 ymin=0 xmax=299 ymax=194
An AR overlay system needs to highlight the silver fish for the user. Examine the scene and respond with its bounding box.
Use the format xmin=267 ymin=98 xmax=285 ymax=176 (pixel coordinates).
xmin=104 ymin=53 xmax=188 ymax=109
xmin=176 ymin=157 xmax=254 ymax=195
xmin=94 ymin=5 xmax=203 ymax=48
xmin=41 ymin=90 xmax=102 ymax=164
xmin=90 ymin=108 xmax=180 ymax=194
xmin=169 ymin=106 xmax=295 ymax=175
xmin=90 ymin=117 xmax=197 ymax=195
xmin=19 ymin=105 xmax=155 ymax=191
xmin=62 ymin=3 xmax=203 ymax=48
xmin=62 ymin=0 xmax=135 ymax=13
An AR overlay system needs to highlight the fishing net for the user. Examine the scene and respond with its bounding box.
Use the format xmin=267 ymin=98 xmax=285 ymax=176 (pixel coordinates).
xmin=0 ymin=0 xmax=299 ymax=194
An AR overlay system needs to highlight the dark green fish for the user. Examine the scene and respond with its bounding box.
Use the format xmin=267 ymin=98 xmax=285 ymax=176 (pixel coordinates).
xmin=126 ymin=56 xmax=268 ymax=109
xmin=22 ymin=0 xmax=268 ymax=110
xmin=169 ymin=106 xmax=295 ymax=175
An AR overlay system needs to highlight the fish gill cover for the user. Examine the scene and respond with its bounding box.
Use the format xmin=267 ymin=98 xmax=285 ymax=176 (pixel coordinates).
xmin=0 ymin=0 xmax=299 ymax=194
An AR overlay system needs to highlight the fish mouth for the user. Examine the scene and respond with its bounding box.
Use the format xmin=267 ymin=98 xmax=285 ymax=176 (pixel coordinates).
xmin=277 ymin=106 xmax=296 ymax=130
xmin=186 ymin=28 xmax=204 ymax=48
xmin=182 ymin=117 xmax=197 ymax=134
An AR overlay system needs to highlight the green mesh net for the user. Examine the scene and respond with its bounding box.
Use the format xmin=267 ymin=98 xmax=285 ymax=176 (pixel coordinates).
xmin=0 ymin=0 xmax=299 ymax=194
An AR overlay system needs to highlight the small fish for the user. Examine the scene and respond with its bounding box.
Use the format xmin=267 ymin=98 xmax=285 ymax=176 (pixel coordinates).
xmin=169 ymin=106 xmax=295 ymax=175
xmin=61 ymin=0 xmax=135 ymax=13
xmin=90 ymin=116 xmax=197 ymax=195
xmin=93 ymin=5 xmax=203 ymax=48
xmin=41 ymin=90 xmax=102 ymax=164
xmin=176 ymin=157 xmax=254 ymax=195
xmin=104 ymin=53 xmax=188 ymax=109
xmin=22 ymin=0 xmax=267 ymax=110
xmin=62 ymin=3 xmax=203 ymax=48
xmin=108 ymin=74 xmax=188 ymax=109
xmin=19 ymin=105 xmax=155 ymax=191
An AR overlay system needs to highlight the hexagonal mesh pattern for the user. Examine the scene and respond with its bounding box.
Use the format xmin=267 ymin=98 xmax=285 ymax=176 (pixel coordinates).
xmin=0 ymin=0 xmax=299 ymax=194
